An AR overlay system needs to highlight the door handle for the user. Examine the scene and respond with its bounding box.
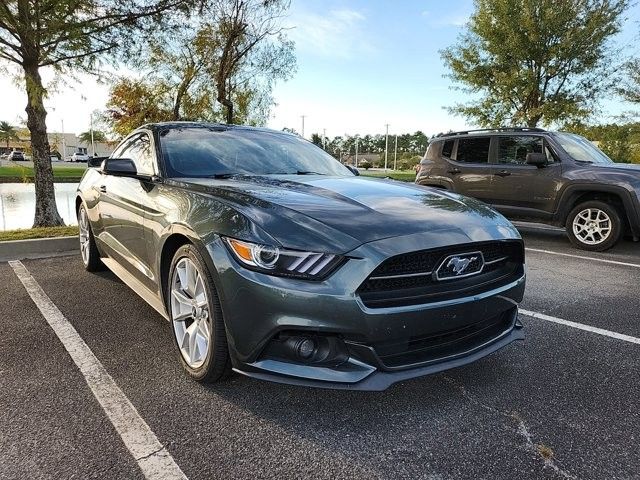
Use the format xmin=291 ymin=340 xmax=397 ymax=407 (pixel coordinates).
xmin=447 ymin=168 xmax=461 ymax=175
xmin=99 ymin=185 xmax=107 ymax=193
xmin=495 ymin=170 xmax=511 ymax=177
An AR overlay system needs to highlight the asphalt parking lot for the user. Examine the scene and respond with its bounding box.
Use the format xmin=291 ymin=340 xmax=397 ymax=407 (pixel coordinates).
xmin=1 ymin=227 xmax=638 ymax=480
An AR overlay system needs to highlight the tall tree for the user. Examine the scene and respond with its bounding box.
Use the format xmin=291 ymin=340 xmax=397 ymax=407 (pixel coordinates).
xmin=0 ymin=0 xmax=187 ymax=226
xmin=209 ymin=0 xmax=295 ymax=124
xmin=618 ymin=58 xmax=640 ymax=105
xmin=442 ymin=0 xmax=628 ymax=128
xmin=0 ymin=121 xmax=19 ymax=149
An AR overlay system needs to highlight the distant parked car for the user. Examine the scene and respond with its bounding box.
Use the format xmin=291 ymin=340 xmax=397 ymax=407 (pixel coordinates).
xmin=69 ymin=152 xmax=90 ymax=162
xmin=7 ymin=150 xmax=25 ymax=161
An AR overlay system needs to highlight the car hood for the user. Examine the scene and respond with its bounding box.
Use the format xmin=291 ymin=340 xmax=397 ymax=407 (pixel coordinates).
xmin=592 ymin=162 xmax=640 ymax=172
xmin=180 ymin=175 xmax=519 ymax=253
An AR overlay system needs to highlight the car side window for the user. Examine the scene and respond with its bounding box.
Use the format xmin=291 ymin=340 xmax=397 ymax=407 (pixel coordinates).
xmin=455 ymin=137 xmax=490 ymax=163
xmin=441 ymin=140 xmax=454 ymax=158
xmin=498 ymin=136 xmax=546 ymax=165
xmin=118 ymin=133 xmax=155 ymax=176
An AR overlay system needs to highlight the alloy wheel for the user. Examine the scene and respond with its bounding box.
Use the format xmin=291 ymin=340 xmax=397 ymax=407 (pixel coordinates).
xmin=79 ymin=207 xmax=90 ymax=265
xmin=572 ymin=208 xmax=612 ymax=246
xmin=170 ymin=257 xmax=211 ymax=369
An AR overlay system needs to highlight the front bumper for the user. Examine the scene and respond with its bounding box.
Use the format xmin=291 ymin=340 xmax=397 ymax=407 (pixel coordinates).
xmin=207 ymin=231 xmax=526 ymax=391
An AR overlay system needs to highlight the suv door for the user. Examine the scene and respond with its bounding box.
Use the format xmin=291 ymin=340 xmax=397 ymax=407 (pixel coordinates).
xmin=447 ymin=136 xmax=493 ymax=202
xmin=487 ymin=135 xmax=561 ymax=220
xmin=98 ymin=132 xmax=158 ymax=289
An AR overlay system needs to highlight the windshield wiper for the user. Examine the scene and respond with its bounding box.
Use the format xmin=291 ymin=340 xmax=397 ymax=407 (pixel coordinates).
xmin=295 ymin=170 xmax=325 ymax=175
xmin=211 ymin=173 xmax=252 ymax=179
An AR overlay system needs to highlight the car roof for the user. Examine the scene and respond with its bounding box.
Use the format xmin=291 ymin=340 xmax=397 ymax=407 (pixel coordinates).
xmin=435 ymin=127 xmax=548 ymax=140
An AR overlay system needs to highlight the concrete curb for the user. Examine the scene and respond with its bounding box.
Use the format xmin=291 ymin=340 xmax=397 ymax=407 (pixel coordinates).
xmin=0 ymin=236 xmax=78 ymax=261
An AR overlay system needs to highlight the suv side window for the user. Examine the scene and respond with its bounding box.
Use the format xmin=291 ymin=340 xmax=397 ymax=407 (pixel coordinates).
xmin=498 ymin=136 xmax=557 ymax=164
xmin=455 ymin=137 xmax=490 ymax=163
xmin=441 ymin=140 xmax=454 ymax=158
xmin=118 ymin=133 xmax=156 ymax=176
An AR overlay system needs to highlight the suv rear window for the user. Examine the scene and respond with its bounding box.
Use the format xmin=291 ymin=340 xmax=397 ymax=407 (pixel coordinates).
xmin=455 ymin=137 xmax=490 ymax=163
xmin=441 ymin=140 xmax=454 ymax=158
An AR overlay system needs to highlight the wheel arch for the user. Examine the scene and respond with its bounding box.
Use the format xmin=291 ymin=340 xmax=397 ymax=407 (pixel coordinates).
xmin=555 ymin=185 xmax=640 ymax=237
xmin=157 ymin=225 xmax=221 ymax=313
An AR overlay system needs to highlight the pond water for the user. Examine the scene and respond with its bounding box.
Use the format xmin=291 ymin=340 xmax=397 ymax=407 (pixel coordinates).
xmin=0 ymin=183 xmax=78 ymax=230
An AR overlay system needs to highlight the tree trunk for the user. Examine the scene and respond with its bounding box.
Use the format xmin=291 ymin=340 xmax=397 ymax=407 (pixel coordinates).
xmin=24 ymin=61 xmax=64 ymax=227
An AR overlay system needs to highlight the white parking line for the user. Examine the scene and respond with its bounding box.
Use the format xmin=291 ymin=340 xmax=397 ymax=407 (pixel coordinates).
xmin=9 ymin=260 xmax=188 ymax=480
xmin=520 ymin=308 xmax=640 ymax=345
xmin=525 ymin=247 xmax=640 ymax=269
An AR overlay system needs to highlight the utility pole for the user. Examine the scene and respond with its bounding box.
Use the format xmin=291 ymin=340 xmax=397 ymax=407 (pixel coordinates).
xmin=300 ymin=115 xmax=306 ymax=138
xmin=322 ymin=128 xmax=326 ymax=149
xmin=355 ymin=137 xmax=359 ymax=168
xmin=90 ymin=112 xmax=95 ymax=157
xmin=384 ymin=124 xmax=389 ymax=171
xmin=61 ymin=120 xmax=66 ymax=161
xmin=394 ymin=135 xmax=398 ymax=170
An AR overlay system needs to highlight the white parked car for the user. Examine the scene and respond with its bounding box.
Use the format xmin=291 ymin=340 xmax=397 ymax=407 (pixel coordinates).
xmin=69 ymin=152 xmax=90 ymax=162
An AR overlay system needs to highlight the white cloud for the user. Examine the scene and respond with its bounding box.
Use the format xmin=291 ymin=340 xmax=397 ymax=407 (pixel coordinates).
xmin=286 ymin=7 xmax=374 ymax=59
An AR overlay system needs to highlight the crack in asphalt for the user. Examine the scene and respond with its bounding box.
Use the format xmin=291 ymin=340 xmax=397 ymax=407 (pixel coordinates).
xmin=441 ymin=375 xmax=577 ymax=480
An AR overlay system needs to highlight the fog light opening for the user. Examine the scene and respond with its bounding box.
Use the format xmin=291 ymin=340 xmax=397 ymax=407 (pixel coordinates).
xmin=296 ymin=338 xmax=317 ymax=360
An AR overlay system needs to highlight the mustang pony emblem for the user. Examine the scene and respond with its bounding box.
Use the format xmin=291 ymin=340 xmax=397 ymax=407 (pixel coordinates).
xmin=446 ymin=256 xmax=477 ymax=275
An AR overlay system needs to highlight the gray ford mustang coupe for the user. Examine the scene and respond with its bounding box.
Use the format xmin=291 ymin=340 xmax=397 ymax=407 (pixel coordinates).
xmin=76 ymin=122 xmax=526 ymax=390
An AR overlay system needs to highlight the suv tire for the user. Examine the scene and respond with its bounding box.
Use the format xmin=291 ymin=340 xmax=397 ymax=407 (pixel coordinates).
xmin=566 ymin=200 xmax=622 ymax=252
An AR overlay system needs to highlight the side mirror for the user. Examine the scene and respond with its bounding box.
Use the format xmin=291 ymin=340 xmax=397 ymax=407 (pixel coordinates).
xmin=88 ymin=156 xmax=107 ymax=168
xmin=104 ymin=158 xmax=137 ymax=177
xmin=347 ymin=165 xmax=360 ymax=176
xmin=526 ymin=152 xmax=547 ymax=168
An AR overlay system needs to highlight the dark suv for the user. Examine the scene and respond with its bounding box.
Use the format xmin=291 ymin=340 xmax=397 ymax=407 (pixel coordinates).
xmin=416 ymin=128 xmax=640 ymax=251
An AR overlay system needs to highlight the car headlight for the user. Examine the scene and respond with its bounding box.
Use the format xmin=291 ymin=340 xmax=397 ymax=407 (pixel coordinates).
xmin=223 ymin=237 xmax=343 ymax=280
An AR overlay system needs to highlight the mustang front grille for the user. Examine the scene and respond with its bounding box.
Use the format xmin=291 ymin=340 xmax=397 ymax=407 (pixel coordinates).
xmin=358 ymin=240 xmax=524 ymax=308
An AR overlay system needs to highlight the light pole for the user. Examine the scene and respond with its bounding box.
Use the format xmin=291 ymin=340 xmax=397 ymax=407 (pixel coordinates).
xmin=322 ymin=128 xmax=326 ymax=149
xmin=384 ymin=124 xmax=389 ymax=171
xmin=394 ymin=134 xmax=398 ymax=171
xmin=90 ymin=112 xmax=95 ymax=157
xmin=61 ymin=119 xmax=66 ymax=161
xmin=355 ymin=136 xmax=358 ymax=168
xmin=300 ymin=115 xmax=306 ymax=138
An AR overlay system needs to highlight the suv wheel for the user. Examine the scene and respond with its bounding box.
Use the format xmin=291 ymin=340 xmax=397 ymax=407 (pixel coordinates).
xmin=168 ymin=245 xmax=231 ymax=382
xmin=566 ymin=201 xmax=622 ymax=251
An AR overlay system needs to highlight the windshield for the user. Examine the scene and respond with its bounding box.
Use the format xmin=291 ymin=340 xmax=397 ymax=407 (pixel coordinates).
xmin=159 ymin=127 xmax=352 ymax=178
xmin=554 ymin=133 xmax=613 ymax=164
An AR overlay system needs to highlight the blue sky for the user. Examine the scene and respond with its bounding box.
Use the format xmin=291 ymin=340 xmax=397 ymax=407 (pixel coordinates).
xmin=0 ymin=0 xmax=638 ymax=137
xmin=269 ymin=0 xmax=640 ymax=137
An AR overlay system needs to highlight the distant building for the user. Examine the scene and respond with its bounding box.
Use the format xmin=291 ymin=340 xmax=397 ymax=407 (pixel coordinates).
xmin=2 ymin=130 xmax=115 ymax=159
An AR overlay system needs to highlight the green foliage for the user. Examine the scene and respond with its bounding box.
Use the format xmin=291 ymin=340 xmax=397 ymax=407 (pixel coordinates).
xmin=78 ymin=130 xmax=107 ymax=144
xmin=105 ymin=79 xmax=174 ymax=137
xmin=618 ymin=58 xmax=640 ymax=105
xmin=564 ymin=122 xmax=640 ymax=163
xmin=0 ymin=226 xmax=79 ymax=241
xmin=0 ymin=121 xmax=19 ymax=148
xmin=442 ymin=0 xmax=628 ymax=127
xmin=359 ymin=161 xmax=372 ymax=170
xmin=104 ymin=1 xmax=295 ymax=134
xmin=319 ymin=131 xmax=430 ymax=158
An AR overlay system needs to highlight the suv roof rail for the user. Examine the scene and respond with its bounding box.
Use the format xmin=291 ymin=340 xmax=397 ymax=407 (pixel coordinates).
xmin=436 ymin=127 xmax=546 ymax=137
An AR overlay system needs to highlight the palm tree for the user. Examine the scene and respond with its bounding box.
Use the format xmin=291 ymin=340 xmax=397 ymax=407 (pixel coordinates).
xmin=0 ymin=121 xmax=19 ymax=150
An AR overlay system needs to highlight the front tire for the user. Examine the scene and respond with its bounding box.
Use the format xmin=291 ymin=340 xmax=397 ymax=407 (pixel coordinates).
xmin=168 ymin=244 xmax=231 ymax=383
xmin=78 ymin=204 xmax=103 ymax=271
xmin=566 ymin=201 xmax=622 ymax=251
